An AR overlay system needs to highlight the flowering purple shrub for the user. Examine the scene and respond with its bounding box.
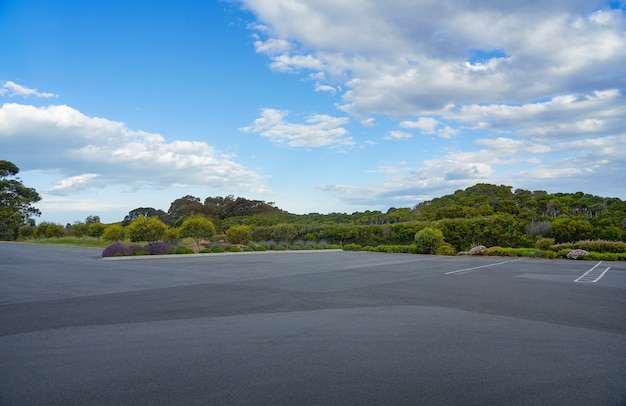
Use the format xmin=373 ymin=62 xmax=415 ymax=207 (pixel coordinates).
xmin=101 ymin=243 xmax=131 ymax=257
xmin=566 ymin=249 xmax=589 ymax=260
xmin=128 ymin=244 xmax=146 ymax=255
xmin=144 ymin=242 xmax=173 ymax=255
xmin=469 ymin=245 xmax=488 ymax=255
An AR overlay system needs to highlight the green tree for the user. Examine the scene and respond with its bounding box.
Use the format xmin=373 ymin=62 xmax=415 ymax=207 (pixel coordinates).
xmin=45 ymin=223 xmax=66 ymax=239
xmin=88 ymin=222 xmax=106 ymax=241
xmin=85 ymin=215 xmax=101 ymax=224
xmin=226 ymin=225 xmax=252 ymax=245
xmin=272 ymin=223 xmax=298 ymax=249
xmin=164 ymin=227 xmax=181 ymax=245
xmin=72 ymin=222 xmax=89 ymax=239
xmin=179 ymin=215 xmax=216 ymax=247
xmin=550 ymin=217 xmax=592 ymax=243
xmin=103 ymin=223 xmax=125 ymax=243
xmin=127 ymin=215 xmax=167 ymax=244
xmin=414 ymin=227 xmax=444 ymax=254
xmin=0 ymin=160 xmax=41 ymax=240
xmin=18 ymin=225 xmax=34 ymax=239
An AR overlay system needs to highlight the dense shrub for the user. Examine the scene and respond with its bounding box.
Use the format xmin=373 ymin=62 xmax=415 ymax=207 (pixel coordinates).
xmin=228 ymin=246 xmax=242 ymax=252
xmin=144 ymin=242 xmax=173 ymax=255
xmin=343 ymin=244 xmax=362 ymax=251
xmin=414 ymin=227 xmax=444 ymax=254
xmin=129 ymin=244 xmax=146 ymax=255
xmin=535 ymin=237 xmax=555 ymax=251
xmin=435 ymin=242 xmax=457 ymax=256
xmin=572 ymin=240 xmax=626 ymax=253
xmin=373 ymin=245 xmax=412 ymax=254
xmin=174 ymin=247 xmax=195 ymax=254
xmin=102 ymin=243 xmax=131 ymax=257
xmin=584 ymin=252 xmax=626 ymax=261
xmin=199 ymin=248 xmax=212 ymax=253
xmin=212 ymin=246 xmax=225 ymax=253
xmin=487 ymin=247 xmax=555 ymax=259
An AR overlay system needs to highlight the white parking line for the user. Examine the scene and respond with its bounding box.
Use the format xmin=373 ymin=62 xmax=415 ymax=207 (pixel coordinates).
xmin=445 ymin=258 xmax=523 ymax=275
xmin=575 ymin=261 xmax=611 ymax=283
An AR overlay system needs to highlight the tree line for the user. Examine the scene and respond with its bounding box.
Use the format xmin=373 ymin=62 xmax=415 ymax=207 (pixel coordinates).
xmin=2 ymin=158 xmax=625 ymax=251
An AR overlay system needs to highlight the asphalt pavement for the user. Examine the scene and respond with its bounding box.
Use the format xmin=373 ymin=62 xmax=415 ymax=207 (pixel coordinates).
xmin=1 ymin=242 xmax=625 ymax=405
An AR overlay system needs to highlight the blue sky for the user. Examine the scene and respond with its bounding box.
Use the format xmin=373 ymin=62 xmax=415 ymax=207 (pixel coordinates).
xmin=1 ymin=0 xmax=625 ymax=224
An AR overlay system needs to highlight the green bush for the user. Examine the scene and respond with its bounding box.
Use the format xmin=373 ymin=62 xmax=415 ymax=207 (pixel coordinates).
xmin=535 ymin=237 xmax=555 ymax=251
xmin=553 ymin=240 xmax=626 ymax=253
xmin=254 ymin=245 xmax=267 ymax=251
xmin=199 ymin=248 xmax=212 ymax=253
xmin=435 ymin=242 xmax=456 ymax=256
xmin=487 ymin=247 xmax=554 ymax=258
xmin=174 ymin=247 xmax=195 ymax=254
xmin=414 ymin=227 xmax=444 ymax=254
xmin=228 ymin=246 xmax=242 ymax=252
xmin=343 ymin=244 xmax=362 ymax=251
xmin=584 ymin=252 xmax=626 ymax=261
xmin=211 ymin=246 xmax=225 ymax=253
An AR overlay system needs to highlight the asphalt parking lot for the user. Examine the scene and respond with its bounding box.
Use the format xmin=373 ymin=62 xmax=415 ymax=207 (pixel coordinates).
xmin=1 ymin=243 xmax=625 ymax=405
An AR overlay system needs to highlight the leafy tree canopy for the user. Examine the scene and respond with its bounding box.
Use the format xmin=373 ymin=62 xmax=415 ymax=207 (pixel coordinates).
xmin=0 ymin=160 xmax=41 ymax=240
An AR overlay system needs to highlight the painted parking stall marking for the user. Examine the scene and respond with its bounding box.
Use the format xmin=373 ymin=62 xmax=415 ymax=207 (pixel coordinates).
xmin=445 ymin=258 xmax=523 ymax=275
xmin=575 ymin=261 xmax=611 ymax=283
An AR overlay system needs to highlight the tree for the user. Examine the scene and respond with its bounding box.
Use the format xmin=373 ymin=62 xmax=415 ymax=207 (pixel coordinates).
xmin=179 ymin=215 xmax=216 ymax=247
xmin=272 ymin=223 xmax=298 ymax=249
xmin=45 ymin=223 xmax=66 ymax=239
xmin=88 ymin=222 xmax=106 ymax=241
xmin=226 ymin=225 xmax=252 ymax=245
xmin=168 ymin=195 xmax=204 ymax=226
xmin=18 ymin=225 xmax=34 ymax=240
xmin=550 ymin=217 xmax=592 ymax=243
xmin=0 ymin=160 xmax=41 ymax=240
xmin=103 ymin=223 xmax=125 ymax=243
xmin=414 ymin=227 xmax=444 ymax=254
xmin=123 ymin=207 xmax=171 ymax=226
xmin=72 ymin=222 xmax=89 ymax=239
xmin=85 ymin=215 xmax=100 ymax=224
xmin=126 ymin=215 xmax=167 ymax=244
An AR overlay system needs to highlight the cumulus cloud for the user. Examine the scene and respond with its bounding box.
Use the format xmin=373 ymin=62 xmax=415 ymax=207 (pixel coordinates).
xmin=1 ymin=81 xmax=58 ymax=98
xmin=240 ymin=0 xmax=625 ymax=136
xmin=240 ymin=108 xmax=353 ymax=148
xmin=400 ymin=117 xmax=460 ymax=138
xmin=0 ymin=103 xmax=266 ymax=195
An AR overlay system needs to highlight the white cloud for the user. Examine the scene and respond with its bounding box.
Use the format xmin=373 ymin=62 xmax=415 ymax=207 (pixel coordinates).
xmin=50 ymin=174 xmax=100 ymax=194
xmin=317 ymin=127 xmax=626 ymax=209
xmin=447 ymin=89 xmax=626 ymax=141
xmin=400 ymin=117 xmax=440 ymax=133
xmin=240 ymin=0 xmax=625 ymax=138
xmin=0 ymin=103 xmax=266 ymax=195
xmin=315 ymin=82 xmax=337 ymax=95
xmin=240 ymin=108 xmax=353 ymax=148
xmin=384 ymin=130 xmax=412 ymax=141
xmin=399 ymin=117 xmax=459 ymax=138
xmin=1 ymin=81 xmax=58 ymax=98
xmin=361 ymin=117 xmax=376 ymax=127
